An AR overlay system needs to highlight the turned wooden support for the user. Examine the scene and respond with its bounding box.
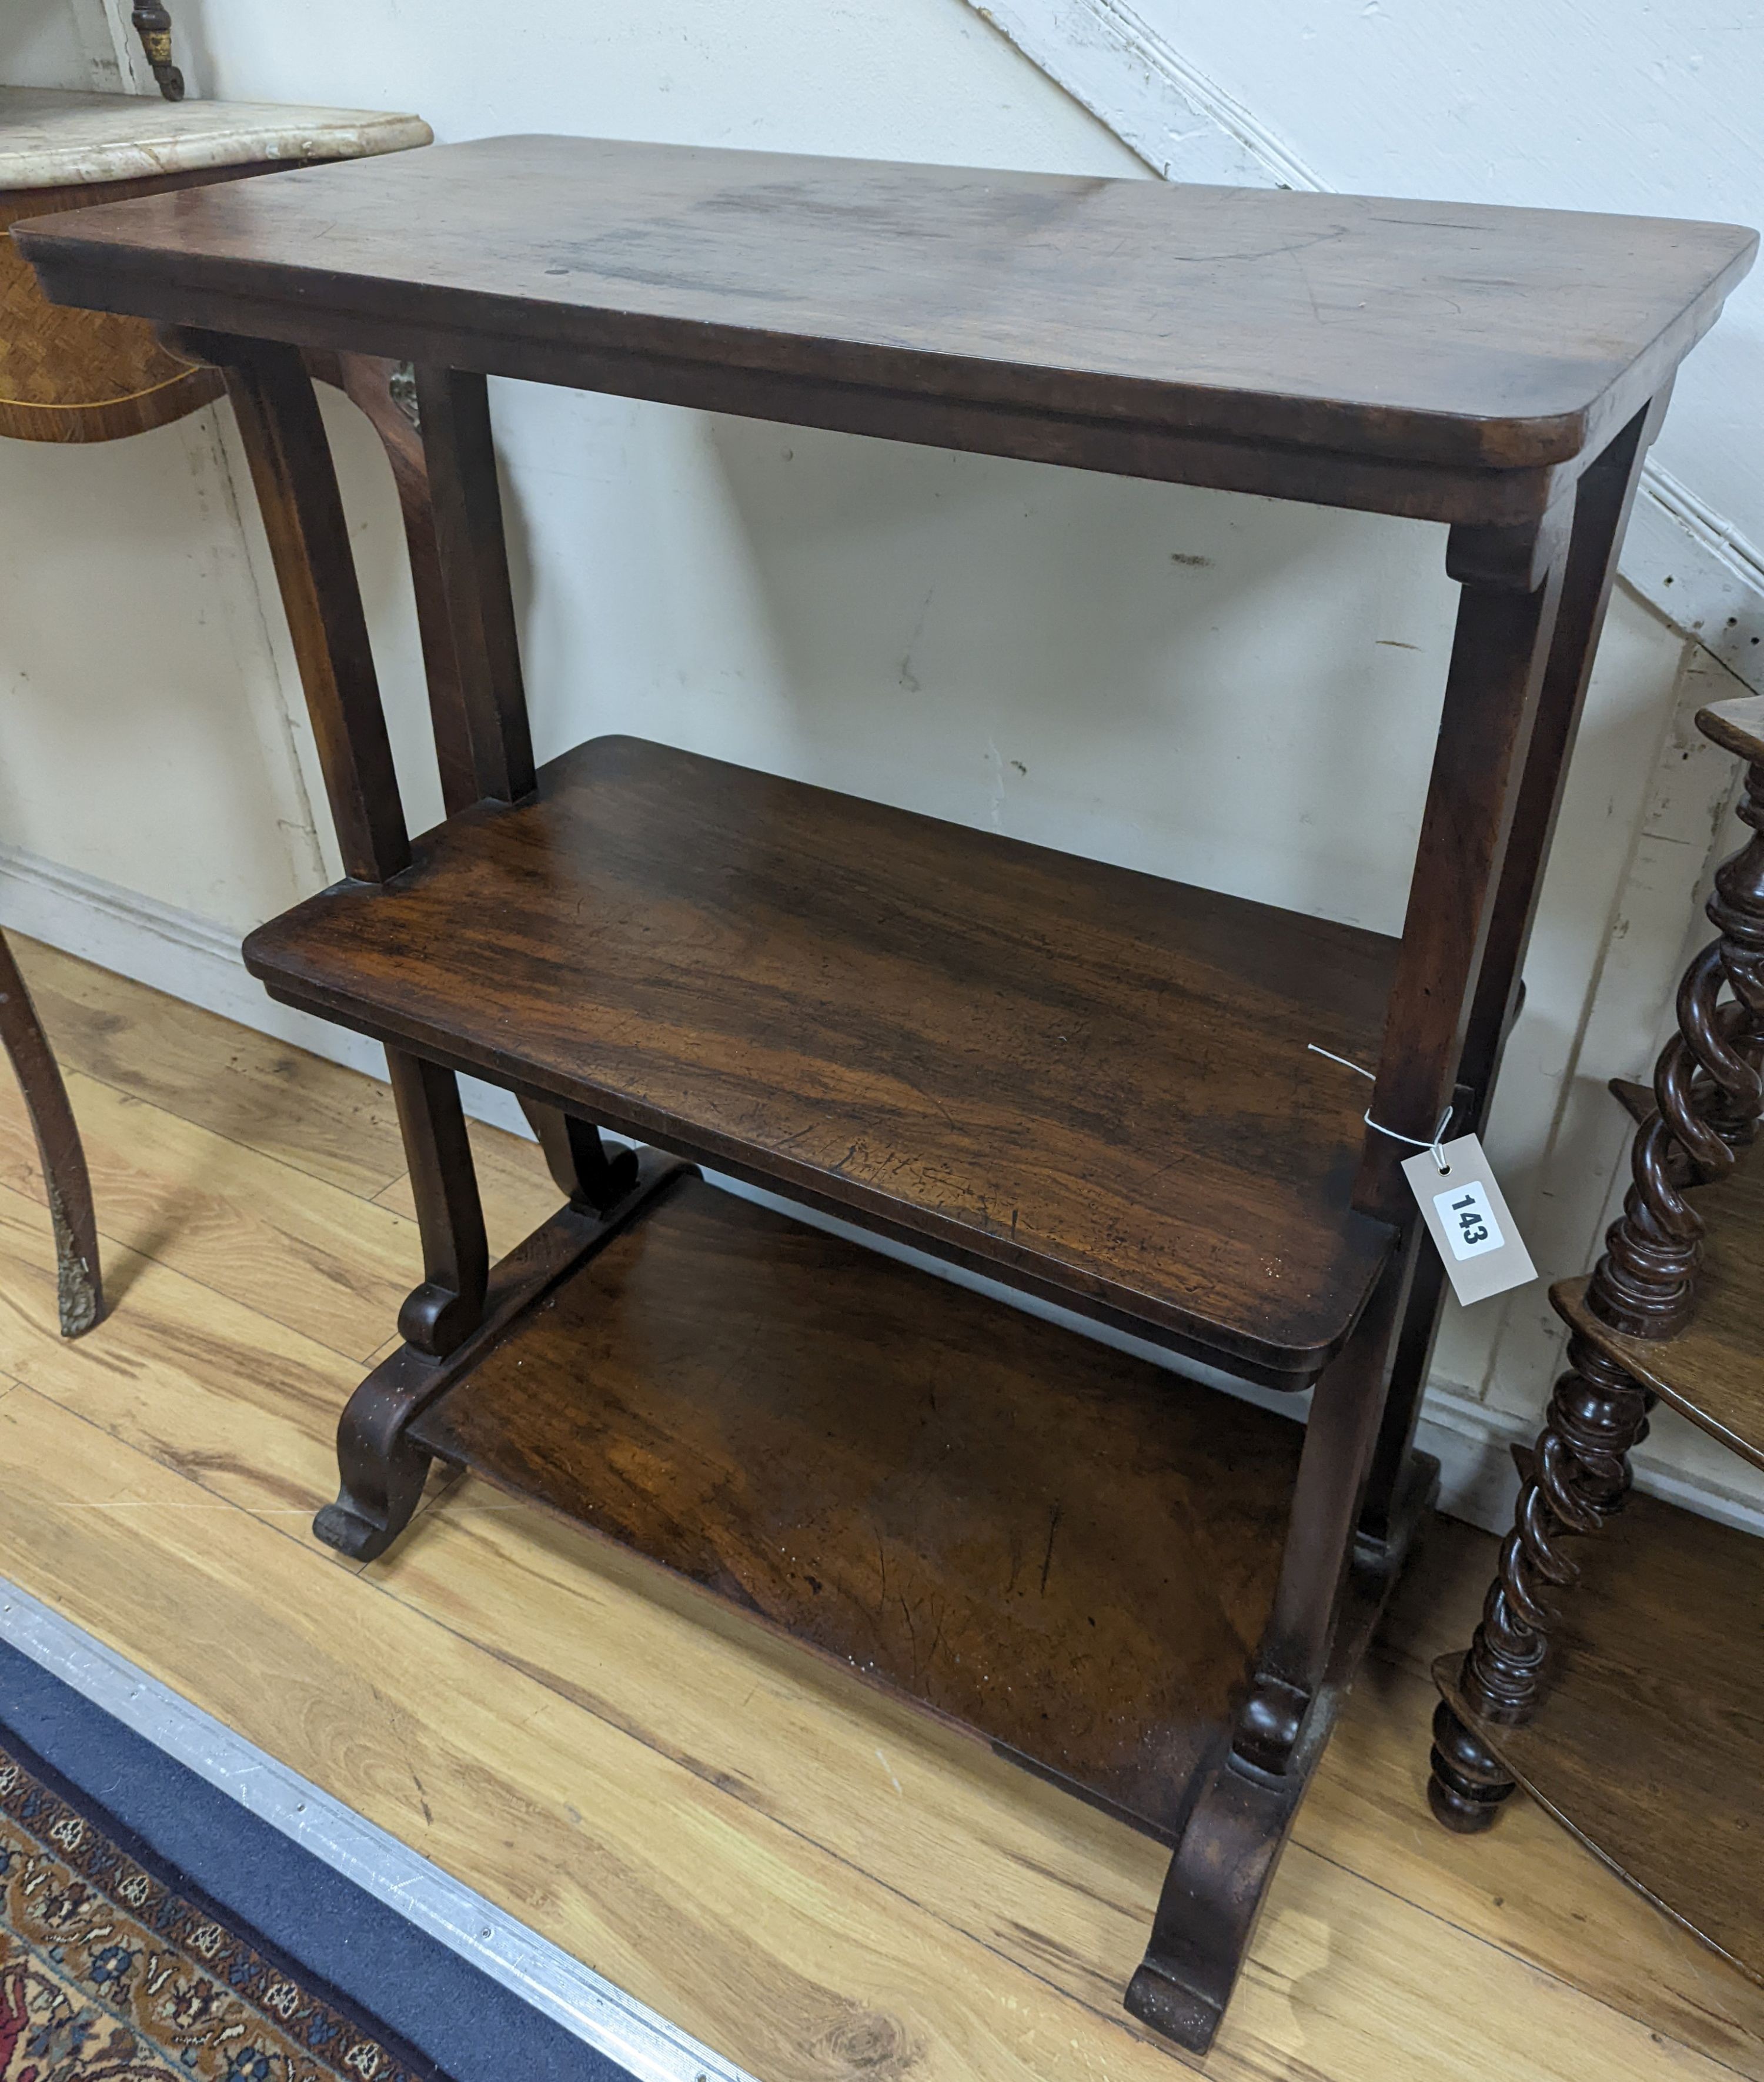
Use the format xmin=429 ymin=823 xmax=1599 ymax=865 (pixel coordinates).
xmin=1429 ymin=1336 xmax=1655 ymax=1830
xmin=1458 ymin=1339 xmax=1653 ymax=1730
xmin=1588 ymin=697 xmax=1764 ymax=1339
xmin=1696 ymin=699 xmax=1764 ymax=1142
xmin=1429 ymin=699 xmax=1763 ymax=1833
xmin=1426 ymin=1697 xmax=1515 ymax=1833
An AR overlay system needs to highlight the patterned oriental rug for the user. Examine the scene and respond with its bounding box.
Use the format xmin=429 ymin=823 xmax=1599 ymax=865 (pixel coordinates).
xmin=0 ymin=1731 xmax=447 ymax=2082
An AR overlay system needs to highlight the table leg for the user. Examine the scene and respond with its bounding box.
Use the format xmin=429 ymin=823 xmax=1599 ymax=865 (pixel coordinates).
xmin=1431 ymin=693 xmax=1764 ymax=1829
xmin=1125 ymin=1247 xmax=1410 ymax=2047
xmin=387 ymin=1048 xmax=489 ymax=1358
xmin=325 ymin=356 xmax=630 ymax=1208
xmin=319 ymin=351 xmax=479 ymax=819
xmin=523 ymin=1103 xmax=642 ymax=1213
xmin=183 ymin=329 xmax=506 ymax=1540
xmin=189 ymin=329 xmax=411 ymax=885
xmin=1359 ymin=403 xmax=1661 ymax=1547
xmin=0 ymin=932 xmax=101 ymax=1336
xmin=410 ymin=365 xmax=535 ymax=806
xmin=1132 ymin=483 xmax=1582 ymax=2051
xmin=1429 ymin=1335 xmax=1654 ymax=1830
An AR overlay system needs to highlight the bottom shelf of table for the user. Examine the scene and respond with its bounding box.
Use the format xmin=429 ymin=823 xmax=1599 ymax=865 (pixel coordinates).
xmin=1435 ymin=1487 xmax=1764 ymax=1985
xmin=404 ymin=1167 xmax=1317 ymax=1843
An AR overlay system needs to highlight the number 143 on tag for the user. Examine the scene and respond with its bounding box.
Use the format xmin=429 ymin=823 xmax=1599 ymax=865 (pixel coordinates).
xmin=1436 ymin=1179 xmax=1503 ymax=1260
xmin=1399 ymin=1134 xmax=1536 ymax=1305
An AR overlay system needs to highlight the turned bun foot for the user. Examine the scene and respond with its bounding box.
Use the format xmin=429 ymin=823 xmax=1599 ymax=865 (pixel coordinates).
xmin=1428 ymin=1699 xmax=1516 ymax=1833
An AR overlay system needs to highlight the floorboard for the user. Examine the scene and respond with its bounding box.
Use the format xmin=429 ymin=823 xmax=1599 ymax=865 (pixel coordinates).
xmin=1 ymin=941 xmax=1759 ymax=2080
xmin=0 ymin=1064 xmax=419 ymax=1360
xmin=8 ymin=935 xmax=407 ymax=1199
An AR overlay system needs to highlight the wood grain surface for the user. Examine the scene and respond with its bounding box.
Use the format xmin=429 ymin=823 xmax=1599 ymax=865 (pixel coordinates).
xmin=0 ymin=175 xmax=221 ymax=443
xmin=245 ymin=734 xmax=1400 ymax=1381
xmin=412 ymin=1170 xmax=1305 ymax=1838
xmin=15 ymin=135 xmax=1755 ymax=479
xmin=1436 ymin=1489 xmax=1764 ymax=1986
xmin=1554 ymin=1142 xmax=1764 ymax=1469
xmin=2 ymin=940 xmax=407 ymax=1199
xmin=0 ymin=1057 xmax=420 ymax=1362
xmin=2 ymin=938 xmax=1762 ymax=2080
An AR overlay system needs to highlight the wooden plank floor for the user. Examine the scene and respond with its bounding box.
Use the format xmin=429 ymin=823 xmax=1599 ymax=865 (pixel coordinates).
xmin=2 ymin=934 xmax=1761 ymax=2082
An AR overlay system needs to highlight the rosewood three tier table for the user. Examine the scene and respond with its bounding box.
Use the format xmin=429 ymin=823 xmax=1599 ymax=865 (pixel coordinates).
xmin=19 ymin=141 xmax=1753 ymax=2053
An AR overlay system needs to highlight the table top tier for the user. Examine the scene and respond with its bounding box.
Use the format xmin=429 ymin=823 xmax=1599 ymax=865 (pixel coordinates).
xmin=17 ymin=135 xmax=1755 ymax=519
xmin=0 ymin=88 xmax=431 ymax=191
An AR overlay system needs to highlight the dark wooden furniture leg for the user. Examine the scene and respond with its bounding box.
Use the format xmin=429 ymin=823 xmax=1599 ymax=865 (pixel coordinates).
xmin=193 ymin=327 xmax=507 ymax=1549
xmin=212 ymin=336 xmax=662 ymax=1555
xmin=1125 ymin=1252 xmax=1411 ymax=2047
xmin=406 ymin=360 xmax=647 ymax=1196
xmin=1128 ymin=499 xmax=1573 ymax=2048
xmin=1431 ymin=694 xmax=1764 ymax=1831
xmin=387 ymin=1047 xmax=488 ymax=1358
xmin=321 ymin=352 xmax=639 ymax=1209
xmin=1428 ymin=1337 xmax=1654 ymax=1830
xmin=198 ymin=329 xmax=410 ymax=884
xmin=1361 ymin=402 xmax=1663 ymax=1553
xmin=320 ymin=352 xmax=479 ymax=818
xmin=407 ymin=364 xmax=534 ymax=806
xmin=0 ymin=930 xmax=101 ymax=1336
xmin=312 ymin=1161 xmax=679 ymax=1561
xmin=524 ymin=1104 xmax=642 ymax=1212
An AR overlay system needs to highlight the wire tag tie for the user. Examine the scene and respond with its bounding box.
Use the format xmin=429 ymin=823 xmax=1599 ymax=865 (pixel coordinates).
xmin=1307 ymin=1043 xmax=1454 ymax=1174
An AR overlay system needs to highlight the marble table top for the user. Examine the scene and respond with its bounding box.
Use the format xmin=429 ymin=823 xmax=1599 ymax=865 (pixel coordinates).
xmin=0 ymin=88 xmax=430 ymax=190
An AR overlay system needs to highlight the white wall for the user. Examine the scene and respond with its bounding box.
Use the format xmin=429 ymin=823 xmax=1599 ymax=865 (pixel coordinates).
xmin=1 ymin=0 xmax=1758 ymax=1532
xmin=3 ymin=0 xmax=88 ymax=89
xmin=1112 ymin=0 xmax=1764 ymax=574
xmin=971 ymin=0 xmax=1764 ymax=694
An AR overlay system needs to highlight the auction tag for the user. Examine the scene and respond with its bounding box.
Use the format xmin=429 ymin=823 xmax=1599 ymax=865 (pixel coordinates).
xmin=1401 ymin=1134 xmax=1537 ymax=1305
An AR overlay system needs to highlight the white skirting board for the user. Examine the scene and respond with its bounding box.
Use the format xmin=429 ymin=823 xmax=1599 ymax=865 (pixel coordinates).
xmin=0 ymin=840 xmax=530 ymax=1139
xmin=0 ymin=1574 xmax=753 ymax=2082
xmin=4 ymin=838 xmax=1761 ymax=1543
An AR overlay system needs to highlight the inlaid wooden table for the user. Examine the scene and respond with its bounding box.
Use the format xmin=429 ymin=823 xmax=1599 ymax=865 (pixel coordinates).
xmin=18 ymin=139 xmax=1755 ymax=2053
xmin=0 ymin=87 xmax=429 ymax=1332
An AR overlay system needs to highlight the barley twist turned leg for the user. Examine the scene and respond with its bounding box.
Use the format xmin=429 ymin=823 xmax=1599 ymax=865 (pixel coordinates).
xmin=1430 ymin=701 xmax=1764 ymax=1834
xmin=1428 ymin=1336 xmax=1653 ymax=1831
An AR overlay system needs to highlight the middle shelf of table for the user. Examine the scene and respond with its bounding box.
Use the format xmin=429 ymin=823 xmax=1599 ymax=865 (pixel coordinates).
xmin=245 ymin=730 xmax=1403 ymax=1385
